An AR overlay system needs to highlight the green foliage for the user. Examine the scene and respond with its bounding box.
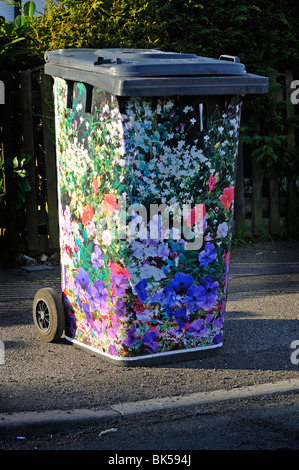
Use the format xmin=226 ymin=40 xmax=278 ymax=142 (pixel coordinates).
xmin=0 ymin=1 xmax=36 ymax=66
xmin=0 ymin=153 xmax=32 ymax=209
xmin=24 ymin=0 xmax=299 ymax=178
xmin=2 ymin=0 xmax=299 ymax=181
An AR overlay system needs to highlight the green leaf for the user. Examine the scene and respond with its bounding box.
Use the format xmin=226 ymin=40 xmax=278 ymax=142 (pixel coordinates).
xmin=14 ymin=15 xmax=26 ymax=27
xmin=23 ymin=1 xmax=36 ymax=18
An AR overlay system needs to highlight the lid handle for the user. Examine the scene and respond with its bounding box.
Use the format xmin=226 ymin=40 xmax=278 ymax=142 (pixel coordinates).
xmin=219 ymin=55 xmax=240 ymax=63
xmin=95 ymin=57 xmax=122 ymax=65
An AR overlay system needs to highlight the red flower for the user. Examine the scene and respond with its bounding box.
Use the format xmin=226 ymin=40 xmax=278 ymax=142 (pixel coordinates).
xmin=82 ymin=204 xmax=94 ymax=225
xmin=219 ymin=186 xmax=234 ymax=210
xmin=184 ymin=203 xmax=206 ymax=227
xmin=109 ymin=261 xmax=130 ymax=279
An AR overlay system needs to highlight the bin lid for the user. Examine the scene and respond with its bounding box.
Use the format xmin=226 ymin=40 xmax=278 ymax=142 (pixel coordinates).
xmin=44 ymin=48 xmax=268 ymax=96
xmin=45 ymin=48 xmax=247 ymax=77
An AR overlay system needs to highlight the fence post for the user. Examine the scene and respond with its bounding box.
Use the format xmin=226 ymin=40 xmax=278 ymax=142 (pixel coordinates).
xmin=21 ymin=70 xmax=39 ymax=252
xmin=285 ymin=70 xmax=297 ymax=237
xmin=269 ymin=72 xmax=282 ymax=236
xmin=41 ymin=72 xmax=59 ymax=250
xmin=0 ymin=71 xmax=17 ymax=253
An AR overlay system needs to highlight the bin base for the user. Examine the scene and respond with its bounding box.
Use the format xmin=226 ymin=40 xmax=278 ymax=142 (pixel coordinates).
xmin=65 ymin=336 xmax=222 ymax=366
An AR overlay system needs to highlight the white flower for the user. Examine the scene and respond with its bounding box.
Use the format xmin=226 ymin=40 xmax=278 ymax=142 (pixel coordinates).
xmin=217 ymin=222 xmax=228 ymax=238
xmin=140 ymin=264 xmax=166 ymax=281
xmin=102 ymin=229 xmax=112 ymax=245
xmin=183 ymin=105 xmax=193 ymax=113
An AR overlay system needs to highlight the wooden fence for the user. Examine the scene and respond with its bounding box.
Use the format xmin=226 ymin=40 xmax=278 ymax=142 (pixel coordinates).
xmin=0 ymin=67 xmax=59 ymax=255
xmin=0 ymin=68 xmax=298 ymax=256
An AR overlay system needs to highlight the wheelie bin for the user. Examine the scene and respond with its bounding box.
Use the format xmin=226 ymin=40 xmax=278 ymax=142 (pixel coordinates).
xmin=33 ymin=48 xmax=268 ymax=365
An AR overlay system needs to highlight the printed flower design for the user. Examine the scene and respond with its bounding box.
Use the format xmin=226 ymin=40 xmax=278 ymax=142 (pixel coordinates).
xmin=219 ymin=186 xmax=234 ymax=210
xmin=54 ymin=77 xmax=241 ymax=359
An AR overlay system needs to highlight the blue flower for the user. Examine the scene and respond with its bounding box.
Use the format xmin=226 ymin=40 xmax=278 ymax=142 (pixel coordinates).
xmin=212 ymin=333 xmax=222 ymax=344
xmin=75 ymin=268 xmax=90 ymax=290
xmin=123 ymin=327 xmax=138 ymax=347
xmin=199 ymin=276 xmax=219 ymax=311
xmin=134 ymin=279 xmax=148 ymax=303
xmin=185 ymin=276 xmax=219 ymax=312
xmin=174 ymin=308 xmax=188 ymax=328
xmin=142 ymin=329 xmax=160 ymax=352
xmin=170 ymin=272 xmax=194 ymax=294
xmin=185 ymin=284 xmax=206 ymax=311
xmin=198 ymin=243 xmax=217 ymax=266
xmin=189 ymin=318 xmax=207 ymax=338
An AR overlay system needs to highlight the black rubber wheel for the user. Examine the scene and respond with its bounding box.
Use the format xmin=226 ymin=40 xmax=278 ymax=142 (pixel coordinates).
xmin=33 ymin=288 xmax=65 ymax=343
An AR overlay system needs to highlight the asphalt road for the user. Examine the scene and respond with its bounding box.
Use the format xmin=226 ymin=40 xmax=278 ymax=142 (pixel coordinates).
xmin=1 ymin=393 xmax=298 ymax=451
xmin=0 ymin=240 xmax=299 ymax=453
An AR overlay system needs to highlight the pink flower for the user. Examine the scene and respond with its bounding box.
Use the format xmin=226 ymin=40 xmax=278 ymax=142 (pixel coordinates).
xmin=93 ymin=178 xmax=99 ymax=195
xmin=224 ymin=252 xmax=230 ymax=264
xmin=102 ymin=194 xmax=118 ymax=217
xmin=219 ymin=186 xmax=234 ymax=210
xmin=184 ymin=203 xmax=206 ymax=227
xmin=109 ymin=261 xmax=130 ymax=279
xmin=207 ymin=174 xmax=216 ymax=191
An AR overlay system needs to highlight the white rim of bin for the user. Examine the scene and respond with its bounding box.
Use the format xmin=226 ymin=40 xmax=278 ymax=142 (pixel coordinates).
xmin=65 ymin=336 xmax=222 ymax=365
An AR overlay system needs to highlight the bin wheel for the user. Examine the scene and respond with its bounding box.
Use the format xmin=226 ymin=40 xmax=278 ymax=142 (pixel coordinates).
xmin=33 ymin=288 xmax=65 ymax=343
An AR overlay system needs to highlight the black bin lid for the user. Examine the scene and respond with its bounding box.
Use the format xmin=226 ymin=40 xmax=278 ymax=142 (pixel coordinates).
xmin=44 ymin=48 xmax=268 ymax=96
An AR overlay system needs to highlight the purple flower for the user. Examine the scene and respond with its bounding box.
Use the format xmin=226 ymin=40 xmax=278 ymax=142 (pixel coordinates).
xmin=91 ymin=319 xmax=102 ymax=335
xmin=213 ymin=313 xmax=224 ymax=329
xmin=108 ymin=344 xmax=117 ymax=356
xmin=198 ymin=243 xmax=217 ymax=266
xmin=82 ymin=303 xmax=92 ymax=323
xmin=123 ymin=327 xmax=138 ymax=347
xmin=157 ymin=242 xmax=170 ymax=260
xmin=115 ymin=299 xmax=126 ymax=318
xmin=91 ymin=279 xmax=109 ymax=311
xmin=174 ymin=308 xmax=188 ymax=329
xmin=205 ymin=313 xmax=214 ymax=324
xmin=150 ymin=291 xmax=166 ymax=304
xmin=75 ymin=268 xmax=90 ymax=290
xmin=185 ymin=284 xmax=206 ymax=311
xmin=189 ymin=318 xmax=207 ymax=338
xmin=170 ymin=272 xmax=194 ymax=294
xmin=87 ymin=285 xmax=108 ymax=313
xmin=212 ymin=333 xmax=222 ymax=344
xmin=185 ymin=276 xmax=219 ymax=312
xmin=91 ymin=245 xmax=104 ymax=269
xmin=200 ymin=276 xmax=219 ymax=311
xmin=142 ymin=329 xmax=160 ymax=353
xmin=134 ymin=279 xmax=148 ymax=303
xmin=111 ymin=274 xmax=128 ymax=297
xmin=165 ymin=286 xmax=184 ymax=308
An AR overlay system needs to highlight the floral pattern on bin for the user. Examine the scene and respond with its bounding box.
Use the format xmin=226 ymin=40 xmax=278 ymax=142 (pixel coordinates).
xmin=54 ymin=77 xmax=241 ymax=358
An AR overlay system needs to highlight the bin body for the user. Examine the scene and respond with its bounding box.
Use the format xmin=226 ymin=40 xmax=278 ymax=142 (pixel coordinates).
xmin=47 ymin=49 xmax=267 ymax=365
